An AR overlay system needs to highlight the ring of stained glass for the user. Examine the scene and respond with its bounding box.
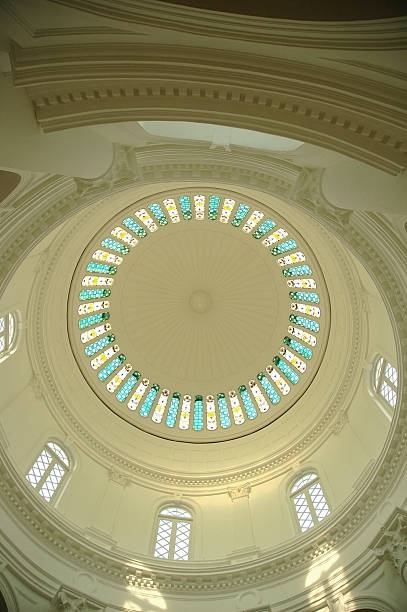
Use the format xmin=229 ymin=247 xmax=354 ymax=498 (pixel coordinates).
xmin=68 ymin=189 xmax=330 ymax=442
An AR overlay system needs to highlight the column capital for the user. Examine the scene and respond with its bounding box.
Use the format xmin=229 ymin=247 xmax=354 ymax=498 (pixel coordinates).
xmin=370 ymin=508 xmax=407 ymax=583
xmin=228 ymin=484 xmax=251 ymax=501
xmin=50 ymin=586 xmax=105 ymax=611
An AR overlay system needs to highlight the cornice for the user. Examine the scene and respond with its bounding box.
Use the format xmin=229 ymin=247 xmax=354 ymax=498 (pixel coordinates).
xmin=9 ymin=44 xmax=407 ymax=173
xmin=0 ymin=441 xmax=401 ymax=594
xmin=49 ymin=1 xmax=407 ymax=50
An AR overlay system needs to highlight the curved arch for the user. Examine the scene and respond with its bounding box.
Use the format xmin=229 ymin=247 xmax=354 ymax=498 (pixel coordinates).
xmin=11 ymin=44 xmax=407 ymax=174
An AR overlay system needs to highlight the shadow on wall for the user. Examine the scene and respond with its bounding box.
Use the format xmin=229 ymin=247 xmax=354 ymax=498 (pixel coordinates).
xmin=0 ymin=171 xmax=20 ymax=204
xmin=0 ymin=590 xmax=8 ymax=612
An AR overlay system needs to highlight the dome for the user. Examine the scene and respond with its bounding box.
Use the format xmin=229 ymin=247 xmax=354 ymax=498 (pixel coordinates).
xmin=0 ymin=3 xmax=406 ymax=612
xmin=68 ymin=187 xmax=330 ymax=441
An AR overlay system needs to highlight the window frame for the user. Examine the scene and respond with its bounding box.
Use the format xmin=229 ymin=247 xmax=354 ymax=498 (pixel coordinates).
xmin=372 ymin=355 xmax=398 ymax=416
xmin=289 ymin=470 xmax=331 ymax=534
xmin=0 ymin=310 xmax=19 ymax=364
xmin=152 ymin=504 xmax=194 ymax=561
xmin=25 ymin=440 xmax=71 ymax=505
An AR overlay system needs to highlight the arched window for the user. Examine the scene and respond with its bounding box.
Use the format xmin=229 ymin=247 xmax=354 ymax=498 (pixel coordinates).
xmin=0 ymin=311 xmax=17 ymax=363
xmin=290 ymin=472 xmax=330 ymax=532
xmin=26 ymin=441 xmax=70 ymax=502
xmin=374 ymin=357 xmax=398 ymax=408
xmin=153 ymin=506 xmax=192 ymax=560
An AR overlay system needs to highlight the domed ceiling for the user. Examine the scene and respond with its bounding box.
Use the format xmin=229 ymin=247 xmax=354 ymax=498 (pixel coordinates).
xmin=68 ymin=188 xmax=330 ymax=442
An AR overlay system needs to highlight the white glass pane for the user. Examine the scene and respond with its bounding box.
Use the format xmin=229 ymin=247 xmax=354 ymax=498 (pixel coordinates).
xmin=309 ymin=482 xmax=330 ymax=522
xmin=380 ymin=381 xmax=397 ymax=407
xmin=291 ymin=472 xmax=317 ymax=494
xmin=385 ymin=362 xmax=398 ymax=387
xmin=39 ymin=463 xmax=65 ymax=501
xmin=154 ymin=519 xmax=173 ymax=559
xmin=26 ymin=449 xmax=52 ymax=487
xmin=47 ymin=442 xmax=69 ymax=467
xmin=293 ymin=492 xmax=314 ymax=532
xmin=0 ymin=317 xmax=4 ymax=333
xmin=173 ymin=521 xmax=191 ymax=561
xmin=160 ymin=507 xmax=192 ymax=518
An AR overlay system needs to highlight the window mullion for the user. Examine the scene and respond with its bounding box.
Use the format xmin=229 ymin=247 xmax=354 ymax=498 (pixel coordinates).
xmin=37 ymin=459 xmax=55 ymax=490
xmin=305 ymin=488 xmax=318 ymax=525
xmin=169 ymin=518 xmax=177 ymax=559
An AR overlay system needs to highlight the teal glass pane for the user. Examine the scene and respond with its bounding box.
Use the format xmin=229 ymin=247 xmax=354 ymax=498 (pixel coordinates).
xmin=85 ymin=334 xmax=115 ymax=357
xmin=208 ymin=195 xmax=221 ymax=220
xmin=252 ymin=218 xmax=276 ymax=239
xmin=116 ymin=371 xmax=140 ymax=402
xmin=140 ymin=384 xmax=160 ymax=417
xmin=97 ymin=355 xmax=125 ymax=381
xmin=257 ymin=373 xmax=280 ymax=404
xmin=217 ymin=393 xmax=231 ymax=428
xmin=179 ymin=196 xmax=192 ymax=220
xmin=238 ymin=385 xmax=257 ymax=419
xmin=79 ymin=289 xmax=110 ymax=300
xmin=166 ymin=392 xmax=181 ymax=427
xmin=122 ymin=217 xmax=147 ymax=238
xmin=272 ymin=357 xmax=299 ymax=384
xmin=78 ymin=312 xmax=109 ymax=329
xmin=148 ymin=203 xmax=168 ymax=226
xmin=101 ymin=238 xmax=129 ymax=254
xmin=86 ymin=262 xmax=117 ymax=275
xmin=193 ymin=395 xmax=204 ymax=430
xmin=283 ymin=336 xmax=313 ymax=359
xmin=289 ymin=314 xmax=320 ymax=332
xmin=231 ymin=203 xmax=250 ymax=227
xmin=289 ymin=291 xmax=319 ymax=304
xmin=271 ymin=239 xmax=297 ymax=255
xmin=282 ymin=265 xmax=312 ymax=277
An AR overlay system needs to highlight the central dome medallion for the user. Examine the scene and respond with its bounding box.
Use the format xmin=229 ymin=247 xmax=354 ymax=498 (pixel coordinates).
xmin=68 ymin=189 xmax=329 ymax=442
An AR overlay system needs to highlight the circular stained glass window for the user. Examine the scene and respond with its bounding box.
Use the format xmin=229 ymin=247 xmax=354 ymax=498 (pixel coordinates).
xmin=68 ymin=189 xmax=330 ymax=442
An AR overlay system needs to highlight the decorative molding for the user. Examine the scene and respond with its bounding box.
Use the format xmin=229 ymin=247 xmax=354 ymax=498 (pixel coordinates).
xmin=49 ymin=2 xmax=407 ymax=50
xmin=370 ymin=508 xmax=407 ymax=584
xmin=228 ymin=485 xmax=251 ymax=501
xmin=330 ymin=410 xmax=348 ymax=436
xmin=326 ymin=594 xmax=345 ymax=612
xmin=50 ymin=586 xmax=105 ymax=611
xmin=30 ymin=372 xmax=44 ymax=400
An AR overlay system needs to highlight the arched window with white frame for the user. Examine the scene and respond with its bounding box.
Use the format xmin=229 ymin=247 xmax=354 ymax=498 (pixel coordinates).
xmin=290 ymin=472 xmax=330 ymax=532
xmin=374 ymin=356 xmax=398 ymax=409
xmin=0 ymin=311 xmax=18 ymax=363
xmin=153 ymin=505 xmax=192 ymax=561
xmin=26 ymin=441 xmax=70 ymax=502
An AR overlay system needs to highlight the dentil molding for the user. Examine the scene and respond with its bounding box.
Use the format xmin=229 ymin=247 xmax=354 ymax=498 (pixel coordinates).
xmin=9 ymin=42 xmax=407 ymax=173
